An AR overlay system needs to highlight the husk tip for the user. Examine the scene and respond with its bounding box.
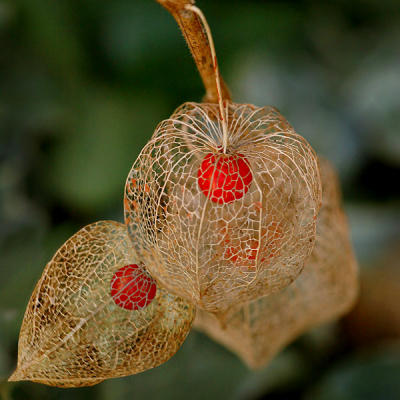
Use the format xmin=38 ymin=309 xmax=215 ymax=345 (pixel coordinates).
xmin=8 ymin=369 xmax=24 ymax=382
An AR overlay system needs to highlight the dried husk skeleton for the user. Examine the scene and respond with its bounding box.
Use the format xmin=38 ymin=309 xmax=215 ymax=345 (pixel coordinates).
xmin=125 ymin=102 xmax=321 ymax=314
xmin=9 ymin=222 xmax=195 ymax=387
xmin=9 ymin=0 xmax=358 ymax=388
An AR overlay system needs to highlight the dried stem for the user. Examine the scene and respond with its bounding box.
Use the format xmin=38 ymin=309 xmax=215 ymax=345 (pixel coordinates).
xmin=185 ymin=4 xmax=228 ymax=152
xmin=156 ymin=0 xmax=231 ymax=105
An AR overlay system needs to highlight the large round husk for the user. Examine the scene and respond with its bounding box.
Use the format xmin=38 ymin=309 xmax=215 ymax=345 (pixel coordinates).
xmin=125 ymin=102 xmax=322 ymax=314
xmin=194 ymin=158 xmax=358 ymax=368
xmin=9 ymin=221 xmax=195 ymax=387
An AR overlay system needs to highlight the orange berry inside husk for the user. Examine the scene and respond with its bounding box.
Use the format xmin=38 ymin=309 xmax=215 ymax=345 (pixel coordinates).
xmin=110 ymin=264 xmax=157 ymax=310
xmin=197 ymin=153 xmax=252 ymax=204
xmin=223 ymin=222 xmax=284 ymax=266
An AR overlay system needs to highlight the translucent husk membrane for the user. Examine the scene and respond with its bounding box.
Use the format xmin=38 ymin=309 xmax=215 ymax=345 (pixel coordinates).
xmin=9 ymin=221 xmax=195 ymax=387
xmin=194 ymin=158 xmax=358 ymax=369
xmin=125 ymin=102 xmax=322 ymax=314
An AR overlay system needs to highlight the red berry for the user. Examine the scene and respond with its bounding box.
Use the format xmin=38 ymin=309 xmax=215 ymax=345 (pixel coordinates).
xmin=224 ymin=241 xmax=259 ymax=266
xmin=110 ymin=264 xmax=157 ymax=310
xmin=223 ymin=222 xmax=284 ymax=267
xmin=197 ymin=153 xmax=252 ymax=204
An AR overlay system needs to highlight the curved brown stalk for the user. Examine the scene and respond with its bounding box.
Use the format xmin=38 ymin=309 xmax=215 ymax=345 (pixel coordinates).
xmin=156 ymin=0 xmax=231 ymax=103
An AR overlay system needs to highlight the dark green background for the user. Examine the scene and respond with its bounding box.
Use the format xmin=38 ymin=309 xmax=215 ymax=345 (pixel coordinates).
xmin=1 ymin=0 xmax=399 ymax=399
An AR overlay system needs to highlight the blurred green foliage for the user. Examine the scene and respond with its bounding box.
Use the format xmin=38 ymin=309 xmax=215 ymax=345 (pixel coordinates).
xmin=0 ymin=0 xmax=399 ymax=399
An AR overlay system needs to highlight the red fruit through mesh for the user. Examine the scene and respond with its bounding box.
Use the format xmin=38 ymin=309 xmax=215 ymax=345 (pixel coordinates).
xmin=110 ymin=264 xmax=157 ymax=310
xmin=10 ymin=221 xmax=195 ymax=387
xmin=197 ymin=153 xmax=252 ymax=204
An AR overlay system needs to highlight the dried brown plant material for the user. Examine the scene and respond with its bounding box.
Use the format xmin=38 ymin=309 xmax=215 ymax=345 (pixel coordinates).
xmin=194 ymin=159 xmax=358 ymax=369
xmin=9 ymin=221 xmax=195 ymax=387
xmin=125 ymin=102 xmax=321 ymax=314
xmin=155 ymin=0 xmax=230 ymax=103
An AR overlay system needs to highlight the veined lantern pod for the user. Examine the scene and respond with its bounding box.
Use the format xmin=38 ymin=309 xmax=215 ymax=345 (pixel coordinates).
xmin=9 ymin=221 xmax=195 ymax=387
xmin=194 ymin=159 xmax=359 ymax=368
xmin=124 ymin=0 xmax=322 ymax=314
